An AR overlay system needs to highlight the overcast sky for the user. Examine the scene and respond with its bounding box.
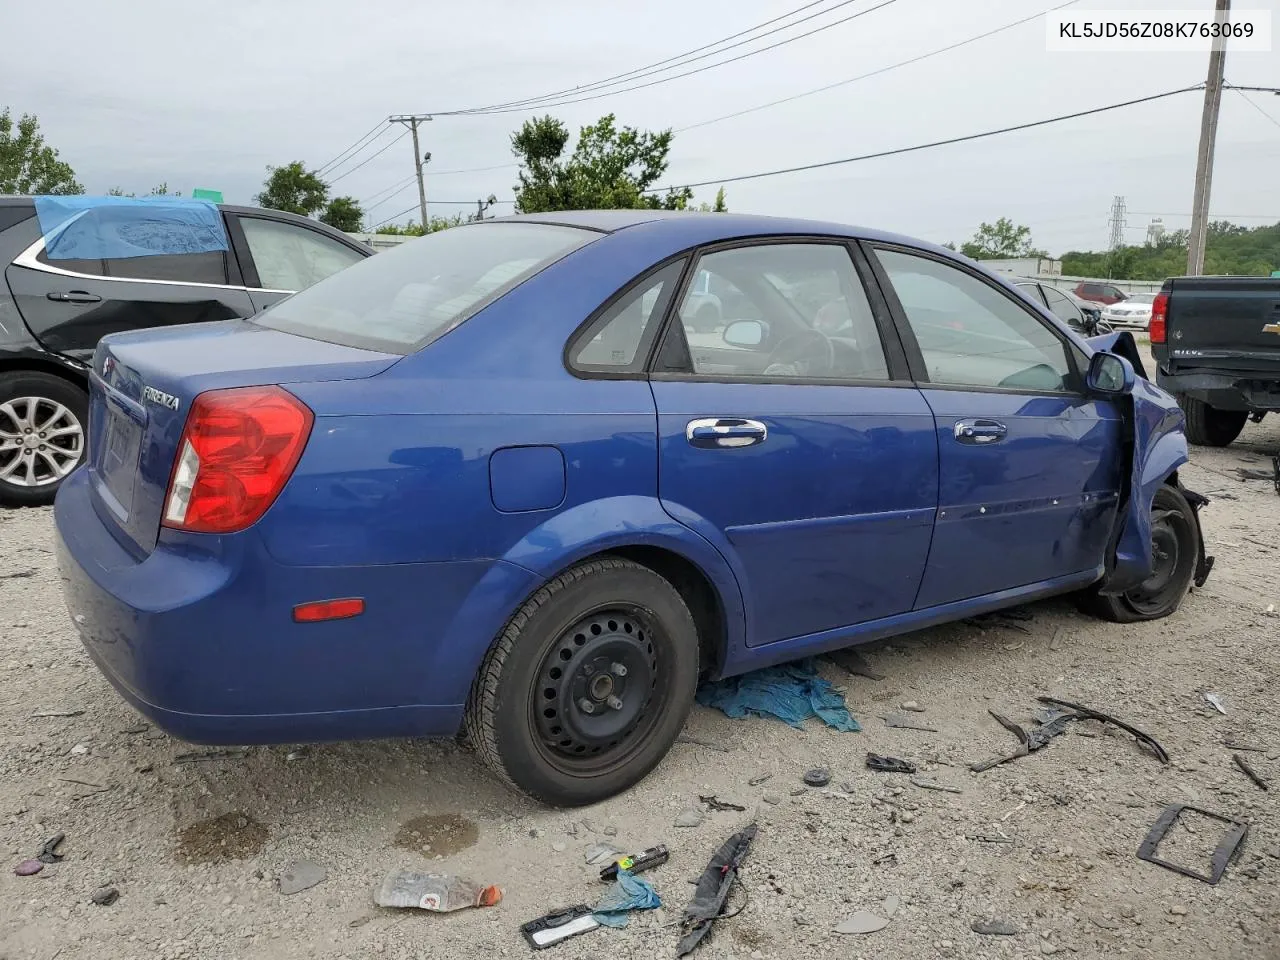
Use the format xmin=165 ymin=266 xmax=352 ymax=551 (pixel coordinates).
xmin=4 ymin=0 xmax=1277 ymax=254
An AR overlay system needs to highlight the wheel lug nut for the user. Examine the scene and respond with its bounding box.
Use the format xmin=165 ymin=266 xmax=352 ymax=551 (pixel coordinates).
xmin=582 ymin=664 xmax=594 ymax=677
xmin=578 ymin=698 xmax=596 ymax=715
xmin=606 ymin=695 xmax=624 ymax=711
xmin=610 ymin=662 xmax=627 ymax=677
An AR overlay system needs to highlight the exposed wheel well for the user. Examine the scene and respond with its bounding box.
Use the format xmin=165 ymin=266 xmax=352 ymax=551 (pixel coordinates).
xmin=0 ymin=358 xmax=88 ymax=392
xmin=602 ymin=545 xmax=725 ymax=677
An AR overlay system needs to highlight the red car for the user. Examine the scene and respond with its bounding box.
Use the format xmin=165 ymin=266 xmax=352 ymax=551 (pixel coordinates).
xmin=1073 ymin=281 xmax=1129 ymax=305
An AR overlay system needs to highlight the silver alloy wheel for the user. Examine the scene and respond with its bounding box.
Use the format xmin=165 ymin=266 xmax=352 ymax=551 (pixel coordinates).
xmin=0 ymin=396 xmax=85 ymax=488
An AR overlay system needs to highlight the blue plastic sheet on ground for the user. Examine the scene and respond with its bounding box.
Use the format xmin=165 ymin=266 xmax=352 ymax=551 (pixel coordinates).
xmin=696 ymin=658 xmax=860 ymax=731
xmin=592 ymin=869 xmax=661 ymax=928
xmin=33 ymin=195 xmax=228 ymax=261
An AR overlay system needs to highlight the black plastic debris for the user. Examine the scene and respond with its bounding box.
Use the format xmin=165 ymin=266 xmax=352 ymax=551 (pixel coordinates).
xmin=825 ymin=647 xmax=884 ymax=681
xmin=866 ymin=753 xmax=916 ymax=774
xmin=699 ymin=795 xmax=746 ymax=813
xmin=1137 ymin=804 xmax=1248 ymax=885
xmin=973 ymin=697 xmax=1170 ymax=772
xmin=803 ymin=768 xmax=830 ymax=787
xmin=676 ymin=824 xmax=756 ymax=957
xmin=1233 ymin=754 xmax=1269 ymax=791
xmin=37 ymin=833 xmax=65 ymax=864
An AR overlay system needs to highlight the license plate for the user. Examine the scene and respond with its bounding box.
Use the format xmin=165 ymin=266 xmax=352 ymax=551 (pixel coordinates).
xmin=100 ymin=410 xmax=140 ymax=514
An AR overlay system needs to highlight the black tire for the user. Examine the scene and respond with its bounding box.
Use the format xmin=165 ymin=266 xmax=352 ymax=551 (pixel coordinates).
xmin=465 ymin=557 xmax=699 ymax=806
xmin=1179 ymin=396 xmax=1247 ymax=447
xmin=0 ymin=372 xmax=88 ymax=507
xmin=693 ymin=304 xmax=720 ymax=333
xmin=1079 ymin=485 xmax=1200 ymax=623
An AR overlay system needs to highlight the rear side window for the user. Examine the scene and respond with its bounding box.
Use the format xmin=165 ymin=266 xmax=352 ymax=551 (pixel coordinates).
xmin=239 ymin=217 xmax=365 ymax=292
xmin=253 ymin=222 xmax=596 ymax=353
xmin=569 ymin=260 xmax=686 ymax=374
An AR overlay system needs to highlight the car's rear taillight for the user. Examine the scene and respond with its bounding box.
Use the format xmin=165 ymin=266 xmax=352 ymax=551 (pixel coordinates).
xmin=162 ymin=386 xmax=313 ymax=534
xmin=1149 ymin=292 xmax=1169 ymax=344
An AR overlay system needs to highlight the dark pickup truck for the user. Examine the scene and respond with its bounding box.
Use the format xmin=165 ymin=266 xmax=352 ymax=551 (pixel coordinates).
xmin=1151 ymin=276 xmax=1280 ymax=446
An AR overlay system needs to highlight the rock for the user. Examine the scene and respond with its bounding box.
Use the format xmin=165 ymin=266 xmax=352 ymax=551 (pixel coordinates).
xmin=901 ymin=701 xmax=925 ymax=712
xmin=278 ymin=859 xmax=326 ymax=896
xmin=675 ymin=809 xmax=704 ymax=828
xmin=1041 ymin=944 xmax=1059 ymax=956
xmin=972 ymin=919 xmax=1020 ymax=936
xmin=1119 ymin=905 xmax=1136 ymax=919
xmin=91 ymin=886 xmax=120 ymax=906
xmin=1170 ymin=905 xmax=1188 ymax=916
xmin=835 ymin=909 xmax=893 ymax=934
xmin=900 ymin=812 xmax=917 ymax=824
xmin=603 ymin=826 xmax=618 ymax=837
xmin=69 ymin=742 xmax=89 ymax=756
xmin=761 ymin=793 xmax=781 ymax=806
xmin=528 ymin=828 xmax=542 ymax=839
xmin=550 ymin=841 xmax=567 ymax=853
xmin=14 ymin=859 xmax=43 ymax=876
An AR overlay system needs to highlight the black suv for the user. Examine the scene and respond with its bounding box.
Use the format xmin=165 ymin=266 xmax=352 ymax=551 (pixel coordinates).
xmin=0 ymin=197 xmax=372 ymax=505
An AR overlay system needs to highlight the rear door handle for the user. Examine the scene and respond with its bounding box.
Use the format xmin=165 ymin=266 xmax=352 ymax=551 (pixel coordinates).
xmin=686 ymin=418 xmax=768 ymax=449
xmin=954 ymin=418 xmax=1007 ymax=444
xmin=47 ymin=291 xmax=102 ymax=304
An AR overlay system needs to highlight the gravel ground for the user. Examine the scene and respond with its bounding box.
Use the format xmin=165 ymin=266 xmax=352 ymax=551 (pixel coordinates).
xmin=2 ymin=411 xmax=1278 ymax=960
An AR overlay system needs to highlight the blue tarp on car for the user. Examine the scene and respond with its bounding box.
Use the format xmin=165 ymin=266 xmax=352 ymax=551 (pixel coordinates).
xmin=33 ymin=195 xmax=228 ymax=261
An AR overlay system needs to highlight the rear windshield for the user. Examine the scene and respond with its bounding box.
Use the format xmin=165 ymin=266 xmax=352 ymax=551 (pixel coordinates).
xmin=251 ymin=222 xmax=596 ymax=353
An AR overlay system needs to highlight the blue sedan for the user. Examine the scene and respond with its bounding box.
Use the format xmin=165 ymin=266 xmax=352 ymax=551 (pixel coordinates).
xmin=54 ymin=211 xmax=1211 ymax=806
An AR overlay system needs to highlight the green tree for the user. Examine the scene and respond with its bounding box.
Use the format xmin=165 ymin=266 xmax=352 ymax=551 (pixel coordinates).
xmin=374 ymin=212 xmax=466 ymax=236
xmin=107 ymin=183 xmax=180 ymax=198
xmin=1059 ymin=220 xmax=1280 ymax=280
xmin=510 ymin=114 xmax=694 ymax=213
xmin=959 ymin=217 xmax=1047 ymax=260
xmin=255 ymin=162 xmax=328 ymax=216
xmin=695 ymin=187 xmax=728 ymax=212
xmin=320 ymin=196 xmax=364 ymax=232
xmin=0 ymin=108 xmax=82 ymax=195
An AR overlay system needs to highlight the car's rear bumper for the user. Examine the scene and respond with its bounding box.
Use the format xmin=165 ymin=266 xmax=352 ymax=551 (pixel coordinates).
xmin=54 ymin=468 xmax=538 ymax=744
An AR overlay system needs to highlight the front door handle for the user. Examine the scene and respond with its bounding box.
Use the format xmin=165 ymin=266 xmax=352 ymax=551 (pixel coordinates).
xmin=686 ymin=418 xmax=768 ymax=449
xmin=47 ymin=291 xmax=103 ymax=304
xmin=954 ymin=418 xmax=1007 ymax=444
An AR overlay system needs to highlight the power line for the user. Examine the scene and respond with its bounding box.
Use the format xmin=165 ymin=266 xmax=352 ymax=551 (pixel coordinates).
xmin=1129 ymin=210 xmax=1280 ymax=219
xmin=317 ymin=121 xmax=391 ymax=176
xmin=363 ymin=178 xmax=418 ymax=213
xmin=435 ymin=0 xmax=902 ymax=117
xmin=652 ymin=84 xmax=1204 ymax=192
xmin=370 ymin=199 xmax=514 ymax=230
xmin=431 ymin=162 xmax=520 ymax=176
xmin=439 ymin=0 xmax=878 ymax=116
xmin=1230 ymin=87 xmax=1280 ymax=132
xmin=676 ymin=0 xmax=1081 ymax=132
xmin=328 ymin=129 xmax=410 ymax=184
xmin=362 ymin=174 xmax=417 ymax=205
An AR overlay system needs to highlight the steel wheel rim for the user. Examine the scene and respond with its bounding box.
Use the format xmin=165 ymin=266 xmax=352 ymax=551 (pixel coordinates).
xmin=0 ymin=397 xmax=84 ymax=488
xmin=531 ymin=604 xmax=665 ymax=775
xmin=1125 ymin=508 xmax=1192 ymax=614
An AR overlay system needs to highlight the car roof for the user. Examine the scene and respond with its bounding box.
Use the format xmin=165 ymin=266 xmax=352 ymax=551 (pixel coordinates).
xmin=493 ymin=209 xmax=950 ymax=255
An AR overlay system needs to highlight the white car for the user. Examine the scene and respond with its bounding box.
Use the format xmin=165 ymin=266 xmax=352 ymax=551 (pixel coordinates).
xmin=1102 ymin=292 xmax=1156 ymax=330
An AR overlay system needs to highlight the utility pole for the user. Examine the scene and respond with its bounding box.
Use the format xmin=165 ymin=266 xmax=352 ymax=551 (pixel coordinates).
xmin=1186 ymin=0 xmax=1230 ymax=276
xmin=389 ymin=114 xmax=432 ymax=229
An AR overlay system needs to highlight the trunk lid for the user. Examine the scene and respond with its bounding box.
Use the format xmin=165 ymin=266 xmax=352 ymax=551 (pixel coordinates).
xmin=1164 ymin=276 xmax=1280 ymax=374
xmin=88 ymin=319 xmax=399 ymax=557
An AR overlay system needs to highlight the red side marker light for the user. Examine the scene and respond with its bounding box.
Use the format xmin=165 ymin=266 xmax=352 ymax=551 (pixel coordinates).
xmin=293 ymin=598 xmax=365 ymax=623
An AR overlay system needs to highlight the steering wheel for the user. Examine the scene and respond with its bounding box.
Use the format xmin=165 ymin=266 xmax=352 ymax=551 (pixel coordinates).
xmin=763 ymin=329 xmax=835 ymax=377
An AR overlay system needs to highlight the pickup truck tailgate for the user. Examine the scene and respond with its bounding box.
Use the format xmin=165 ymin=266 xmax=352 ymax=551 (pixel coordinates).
xmin=1164 ymin=277 xmax=1280 ymax=373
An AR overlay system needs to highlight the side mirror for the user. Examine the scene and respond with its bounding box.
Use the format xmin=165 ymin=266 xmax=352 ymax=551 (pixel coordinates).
xmin=1087 ymin=351 xmax=1134 ymax=396
xmin=723 ymin=319 xmax=765 ymax=348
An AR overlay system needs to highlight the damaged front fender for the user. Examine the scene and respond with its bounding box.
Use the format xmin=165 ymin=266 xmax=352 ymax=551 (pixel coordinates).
xmin=1098 ymin=374 xmax=1213 ymax=594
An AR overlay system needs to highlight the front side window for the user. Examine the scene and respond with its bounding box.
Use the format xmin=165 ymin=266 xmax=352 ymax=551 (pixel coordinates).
xmin=253 ymin=222 xmax=596 ymax=353
xmin=672 ymin=243 xmax=890 ymax=381
xmin=240 ymin=218 xmax=366 ymax=292
xmin=875 ymin=249 xmax=1074 ymax=393
xmin=569 ymin=260 xmax=685 ymax=373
